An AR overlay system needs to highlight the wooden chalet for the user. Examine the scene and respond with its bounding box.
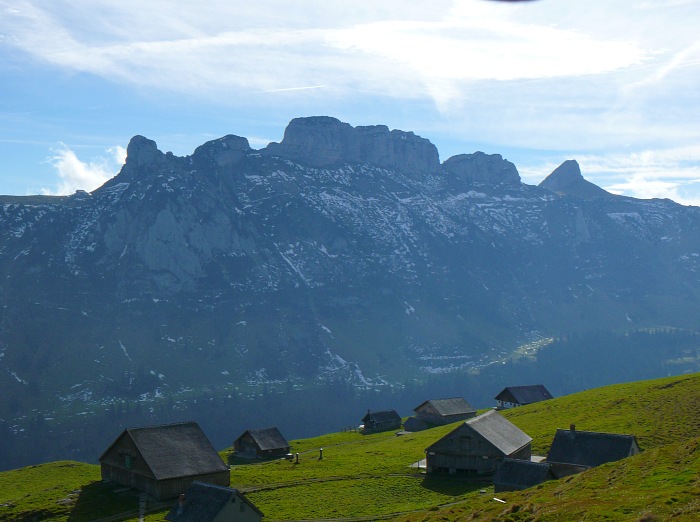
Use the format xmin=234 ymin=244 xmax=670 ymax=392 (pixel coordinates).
xmin=361 ymin=409 xmax=402 ymax=433
xmin=494 ymin=384 xmax=553 ymax=409
xmin=409 ymin=397 xmax=477 ymax=429
xmin=493 ymin=459 xmax=555 ymax=492
xmin=425 ymin=410 xmax=532 ymax=475
xmin=99 ymin=421 xmax=229 ymax=500
xmin=165 ymin=481 xmax=264 ymax=522
xmin=233 ymin=427 xmax=290 ymax=459
xmin=546 ymin=425 xmax=641 ymax=477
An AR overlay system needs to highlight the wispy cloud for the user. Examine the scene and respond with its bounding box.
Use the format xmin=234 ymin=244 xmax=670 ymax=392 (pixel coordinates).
xmin=520 ymin=145 xmax=700 ymax=207
xmin=581 ymin=147 xmax=700 ymax=206
xmin=256 ymin=85 xmax=326 ymax=94
xmin=42 ymin=144 xmax=125 ymax=195
xmin=0 ymin=1 xmax=650 ymax=108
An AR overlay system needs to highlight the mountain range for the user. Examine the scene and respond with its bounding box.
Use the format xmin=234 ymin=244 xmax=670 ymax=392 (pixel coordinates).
xmin=1 ymin=116 xmax=699 ymax=468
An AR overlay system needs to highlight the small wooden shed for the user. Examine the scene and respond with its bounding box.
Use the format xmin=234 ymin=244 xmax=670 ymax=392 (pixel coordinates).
xmin=546 ymin=425 xmax=641 ymax=478
xmin=494 ymin=384 xmax=553 ymax=409
xmin=361 ymin=409 xmax=402 ymax=433
xmin=414 ymin=397 xmax=477 ymax=425
xmin=233 ymin=427 xmax=290 ymax=459
xmin=99 ymin=421 xmax=229 ymax=500
xmin=165 ymin=481 xmax=264 ymax=522
xmin=425 ymin=410 xmax=532 ymax=475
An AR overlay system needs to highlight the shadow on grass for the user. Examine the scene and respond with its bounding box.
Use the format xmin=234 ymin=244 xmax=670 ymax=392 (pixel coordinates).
xmin=421 ymin=474 xmax=491 ymax=496
xmin=67 ymin=481 xmax=139 ymax=521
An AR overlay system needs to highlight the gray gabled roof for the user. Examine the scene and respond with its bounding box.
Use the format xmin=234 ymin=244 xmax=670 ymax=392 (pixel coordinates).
xmin=164 ymin=481 xmax=263 ymax=522
xmin=493 ymin=459 xmax=554 ymax=490
xmin=237 ymin=426 xmax=290 ymax=451
xmin=362 ymin=409 xmax=402 ymax=424
xmin=495 ymin=385 xmax=553 ymax=405
xmin=100 ymin=421 xmax=228 ymax=481
xmin=426 ymin=410 xmax=532 ymax=456
xmin=414 ymin=397 xmax=476 ymax=416
xmin=546 ymin=428 xmax=640 ymax=467
xmin=466 ymin=410 xmax=532 ymax=455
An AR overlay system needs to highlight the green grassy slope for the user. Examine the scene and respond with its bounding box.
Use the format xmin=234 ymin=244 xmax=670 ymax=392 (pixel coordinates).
xmin=2 ymin=372 xmax=699 ymax=521
xmin=399 ymin=372 xmax=700 ymax=522
xmin=500 ymin=372 xmax=700 ymax=455
xmin=396 ymin=437 xmax=700 ymax=522
xmin=0 ymin=461 xmax=137 ymax=521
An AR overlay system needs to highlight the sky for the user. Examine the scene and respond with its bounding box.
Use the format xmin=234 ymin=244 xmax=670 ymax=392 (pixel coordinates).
xmin=1 ymin=0 xmax=700 ymax=204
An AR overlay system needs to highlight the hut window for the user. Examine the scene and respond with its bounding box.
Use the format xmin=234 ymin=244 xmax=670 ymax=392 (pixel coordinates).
xmin=124 ymin=454 xmax=132 ymax=469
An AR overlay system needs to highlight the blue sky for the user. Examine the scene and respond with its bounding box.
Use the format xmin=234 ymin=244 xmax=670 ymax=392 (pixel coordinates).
xmin=1 ymin=0 xmax=700 ymax=204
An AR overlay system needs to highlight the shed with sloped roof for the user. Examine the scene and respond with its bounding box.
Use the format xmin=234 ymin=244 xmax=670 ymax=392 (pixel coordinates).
xmin=425 ymin=410 xmax=532 ymax=475
xmin=361 ymin=409 xmax=402 ymax=433
xmin=414 ymin=397 xmax=477 ymax=425
xmin=546 ymin=425 xmax=641 ymax=477
xmin=494 ymin=384 xmax=553 ymax=409
xmin=233 ymin=427 xmax=290 ymax=459
xmin=165 ymin=481 xmax=264 ymax=522
xmin=99 ymin=421 xmax=229 ymax=500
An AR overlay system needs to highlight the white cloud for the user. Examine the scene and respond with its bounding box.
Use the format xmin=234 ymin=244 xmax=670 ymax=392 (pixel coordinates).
xmin=520 ymin=145 xmax=700 ymax=207
xmin=584 ymin=148 xmax=700 ymax=207
xmin=0 ymin=1 xmax=650 ymax=108
xmin=43 ymin=144 xmax=125 ymax=196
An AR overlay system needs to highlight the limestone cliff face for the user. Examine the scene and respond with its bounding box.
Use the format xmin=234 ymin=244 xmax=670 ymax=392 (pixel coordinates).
xmin=263 ymin=116 xmax=440 ymax=177
xmin=442 ymin=152 xmax=521 ymax=185
xmin=3 ymin=115 xmax=700 ymax=452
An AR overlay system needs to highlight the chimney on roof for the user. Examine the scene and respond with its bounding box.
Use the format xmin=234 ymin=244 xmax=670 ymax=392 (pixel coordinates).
xmin=570 ymin=423 xmax=576 ymax=432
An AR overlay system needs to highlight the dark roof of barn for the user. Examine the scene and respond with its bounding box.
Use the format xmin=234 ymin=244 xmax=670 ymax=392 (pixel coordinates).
xmin=493 ymin=459 xmax=554 ymax=490
xmin=414 ymin=397 xmax=476 ymax=416
xmin=164 ymin=481 xmax=263 ymax=521
xmin=427 ymin=410 xmax=531 ymax=456
xmin=237 ymin=427 xmax=290 ymax=451
xmin=362 ymin=409 xmax=402 ymax=424
xmin=546 ymin=429 xmax=640 ymax=467
xmin=495 ymin=385 xmax=553 ymax=405
xmin=100 ymin=421 xmax=228 ymax=481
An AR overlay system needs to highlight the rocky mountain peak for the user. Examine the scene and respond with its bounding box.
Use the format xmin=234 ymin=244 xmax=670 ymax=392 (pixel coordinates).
xmin=442 ymin=152 xmax=521 ymax=185
xmin=93 ymin=135 xmax=168 ymax=190
xmin=125 ymin=135 xmax=163 ymax=167
xmin=192 ymin=135 xmax=251 ymax=168
xmin=539 ymin=159 xmax=613 ymax=199
xmin=263 ymin=116 xmax=440 ymax=177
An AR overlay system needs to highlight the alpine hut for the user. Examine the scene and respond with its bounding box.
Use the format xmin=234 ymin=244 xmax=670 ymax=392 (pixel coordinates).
xmin=546 ymin=425 xmax=641 ymax=478
xmin=494 ymin=384 xmax=553 ymax=409
xmin=99 ymin=421 xmax=229 ymax=500
xmin=165 ymin=481 xmax=264 ymax=522
xmin=425 ymin=410 xmax=532 ymax=475
xmin=361 ymin=409 xmax=402 ymax=433
xmin=233 ymin=427 xmax=290 ymax=459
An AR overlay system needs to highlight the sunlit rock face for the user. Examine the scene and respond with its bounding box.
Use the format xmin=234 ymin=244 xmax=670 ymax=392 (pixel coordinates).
xmin=264 ymin=116 xmax=440 ymax=177
xmin=2 ymin=116 xmax=700 ymax=448
xmin=442 ymin=152 xmax=521 ymax=185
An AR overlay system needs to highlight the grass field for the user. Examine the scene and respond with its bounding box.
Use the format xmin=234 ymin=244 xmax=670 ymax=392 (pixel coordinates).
xmin=2 ymin=372 xmax=700 ymax=521
xmin=0 ymin=461 xmax=136 ymax=521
